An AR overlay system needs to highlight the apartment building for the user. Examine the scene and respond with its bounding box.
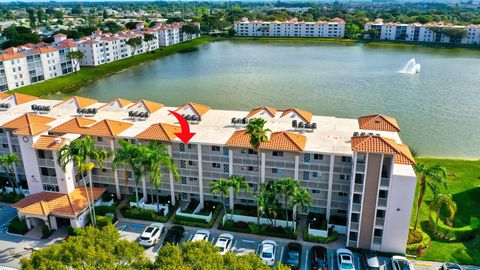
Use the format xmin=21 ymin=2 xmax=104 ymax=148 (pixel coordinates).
xmin=365 ymin=18 xmax=480 ymax=45
xmin=234 ymin=17 xmax=345 ymax=38
xmin=150 ymin=22 xmax=201 ymax=47
xmin=0 ymin=38 xmax=78 ymax=91
xmin=3 ymin=94 xmax=416 ymax=253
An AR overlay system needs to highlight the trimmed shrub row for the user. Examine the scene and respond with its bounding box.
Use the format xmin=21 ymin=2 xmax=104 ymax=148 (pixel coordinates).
xmin=429 ymin=213 xmax=480 ymax=241
xmin=173 ymin=202 xmax=223 ymax=228
xmin=406 ymin=229 xmax=431 ymax=254
xmin=96 ymin=215 xmax=114 ymax=228
xmin=0 ymin=192 xmax=25 ymax=203
xmin=8 ymin=217 xmax=28 ymax=235
xmin=303 ymin=230 xmax=339 ymax=244
xmin=120 ymin=204 xmax=176 ymax=223
xmin=218 ymin=219 xmax=298 ymax=240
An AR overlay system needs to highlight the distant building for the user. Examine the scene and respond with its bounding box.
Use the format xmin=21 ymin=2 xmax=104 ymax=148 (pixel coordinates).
xmin=365 ymin=18 xmax=480 ymax=45
xmin=0 ymin=35 xmax=78 ymax=91
xmin=234 ymin=17 xmax=345 ymax=38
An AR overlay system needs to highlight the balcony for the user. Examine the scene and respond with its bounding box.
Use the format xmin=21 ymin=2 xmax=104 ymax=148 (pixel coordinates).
xmin=375 ymin=217 xmax=385 ymax=227
xmin=355 ymin=163 xmax=366 ymax=173
xmin=380 ymin=178 xmax=390 ymax=188
xmin=41 ymin=175 xmax=57 ymax=184
xmin=352 ymin=203 xmax=361 ymax=212
xmin=347 ymin=241 xmax=357 ymax=248
xmin=38 ymin=158 xmax=55 ymax=168
xmin=377 ymin=198 xmax=387 ymax=208
xmin=354 ymin=184 xmax=363 ymax=193
xmin=373 ymin=236 xmax=382 ymax=245
xmin=350 ymin=222 xmax=359 ymax=231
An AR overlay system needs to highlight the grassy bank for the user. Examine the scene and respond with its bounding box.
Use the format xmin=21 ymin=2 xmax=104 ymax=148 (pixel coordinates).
xmin=412 ymin=157 xmax=480 ymax=265
xmin=231 ymin=36 xmax=357 ymax=44
xmin=8 ymin=36 xmax=221 ymax=97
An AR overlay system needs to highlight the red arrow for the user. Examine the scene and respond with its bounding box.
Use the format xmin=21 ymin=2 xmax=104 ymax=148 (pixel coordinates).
xmin=168 ymin=110 xmax=196 ymax=144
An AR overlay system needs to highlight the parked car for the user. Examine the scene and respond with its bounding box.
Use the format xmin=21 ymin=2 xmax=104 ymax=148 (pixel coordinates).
xmin=162 ymin=226 xmax=185 ymax=246
xmin=214 ymin=233 xmax=234 ymax=255
xmin=259 ymin=240 xmax=277 ymax=266
xmin=361 ymin=250 xmax=380 ymax=270
xmin=311 ymin=245 xmax=328 ymax=270
xmin=441 ymin=263 xmax=462 ymax=270
xmin=336 ymin=248 xmax=355 ymax=270
xmin=138 ymin=223 xmax=164 ymax=247
xmin=392 ymin=256 xmax=414 ymax=270
xmin=285 ymin=242 xmax=302 ymax=270
xmin=191 ymin=229 xmax=210 ymax=242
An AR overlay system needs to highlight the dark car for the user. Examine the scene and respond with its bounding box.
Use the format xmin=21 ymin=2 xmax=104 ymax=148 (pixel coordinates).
xmin=285 ymin=242 xmax=302 ymax=270
xmin=311 ymin=245 xmax=328 ymax=270
xmin=162 ymin=226 xmax=185 ymax=247
xmin=442 ymin=263 xmax=463 ymax=270
xmin=361 ymin=250 xmax=380 ymax=270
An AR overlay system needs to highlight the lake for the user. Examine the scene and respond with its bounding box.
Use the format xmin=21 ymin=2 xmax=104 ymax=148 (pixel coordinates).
xmin=52 ymin=40 xmax=480 ymax=159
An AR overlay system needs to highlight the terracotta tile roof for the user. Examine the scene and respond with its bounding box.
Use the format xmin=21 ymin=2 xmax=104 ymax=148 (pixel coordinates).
xmin=280 ymin=108 xmax=313 ymax=123
xmin=2 ymin=93 xmax=39 ymax=105
xmin=351 ymin=135 xmax=415 ymax=165
xmin=1 ymin=114 xmax=55 ymax=130
xmin=86 ymin=119 xmax=133 ymax=137
xmin=358 ymin=114 xmax=400 ymax=132
xmin=32 ymin=135 xmax=68 ymax=151
xmin=13 ymin=123 xmax=51 ymax=136
xmin=99 ymin=98 xmax=133 ymax=110
xmin=136 ymin=123 xmax=181 ymax=141
xmin=247 ymin=107 xmax=277 ymax=118
xmin=55 ymin=96 xmax=98 ymax=109
xmin=12 ymin=187 xmax=106 ymax=217
xmin=50 ymin=117 xmax=97 ymax=134
xmin=128 ymin=100 xmax=164 ymax=113
xmin=0 ymin=93 xmax=10 ymax=99
xmin=29 ymin=46 xmax=58 ymax=54
xmin=176 ymin=102 xmax=210 ymax=116
xmin=225 ymin=130 xmax=306 ymax=152
xmin=54 ymin=33 xmax=67 ymax=37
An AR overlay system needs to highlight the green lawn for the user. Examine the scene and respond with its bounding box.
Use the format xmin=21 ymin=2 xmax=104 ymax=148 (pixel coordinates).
xmin=412 ymin=157 xmax=480 ymax=264
xmin=8 ymin=36 xmax=221 ymax=97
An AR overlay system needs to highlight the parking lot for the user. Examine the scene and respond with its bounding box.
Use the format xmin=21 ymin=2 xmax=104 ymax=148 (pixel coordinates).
xmin=115 ymin=220 xmax=396 ymax=270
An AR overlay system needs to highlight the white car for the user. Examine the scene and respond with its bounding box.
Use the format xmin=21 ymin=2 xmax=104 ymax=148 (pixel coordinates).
xmin=392 ymin=256 xmax=414 ymax=270
xmin=138 ymin=223 xmax=164 ymax=247
xmin=191 ymin=229 xmax=210 ymax=242
xmin=259 ymin=240 xmax=277 ymax=266
xmin=336 ymin=248 xmax=355 ymax=270
xmin=214 ymin=233 xmax=234 ymax=255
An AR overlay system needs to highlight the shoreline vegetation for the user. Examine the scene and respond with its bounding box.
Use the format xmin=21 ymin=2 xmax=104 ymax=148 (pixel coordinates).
xmin=9 ymin=35 xmax=480 ymax=98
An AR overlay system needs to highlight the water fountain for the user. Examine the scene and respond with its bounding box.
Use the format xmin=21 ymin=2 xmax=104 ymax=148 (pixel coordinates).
xmin=399 ymin=58 xmax=421 ymax=74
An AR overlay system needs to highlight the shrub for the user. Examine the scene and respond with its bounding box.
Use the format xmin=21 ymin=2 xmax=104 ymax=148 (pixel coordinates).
xmin=120 ymin=204 xmax=176 ymax=223
xmin=303 ymin=230 xmax=339 ymax=244
xmin=219 ymin=220 xmax=297 ymax=239
xmin=406 ymin=228 xmax=430 ymax=255
xmin=42 ymin=224 xmax=51 ymax=239
xmin=0 ymin=192 xmax=25 ymax=203
xmin=428 ymin=213 xmax=479 ymax=241
xmin=8 ymin=217 xmax=28 ymax=235
xmin=67 ymin=226 xmax=77 ymax=236
xmin=101 ymin=192 xmax=115 ymax=202
xmin=96 ymin=215 xmax=113 ymax=228
xmin=173 ymin=202 xmax=222 ymax=228
xmin=95 ymin=205 xmax=116 ymax=217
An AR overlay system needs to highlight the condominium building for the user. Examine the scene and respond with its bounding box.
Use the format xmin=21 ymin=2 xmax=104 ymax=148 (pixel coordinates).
xmin=150 ymin=22 xmax=201 ymax=47
xmin=234 ymin=17 xmax=345 ymax=38
xmin=365 ymin=18 xmax=480 ymax=45
xmin=0 ymin=37 xmax=78 ymax=91
xmin=3 ymin=94 xmax=416 ymax=253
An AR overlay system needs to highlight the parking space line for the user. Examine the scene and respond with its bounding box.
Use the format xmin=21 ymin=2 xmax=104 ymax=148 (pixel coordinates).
xmin=416 ymin=262 xmax=433 ymax=267
xmin=279 ymin=246 xmax=285 ymax=264
xmin=211 ymin=237 xmax=216 ymax=244
xmin=305 ymin=249 xmax=309 ymax=270
xmin=232 ymin=240 xmax=237 ymax=249
xmin=241 ymin=239 xmax=255 ymax=243
xmin=187 ymin=235 xmax=193 ymax=242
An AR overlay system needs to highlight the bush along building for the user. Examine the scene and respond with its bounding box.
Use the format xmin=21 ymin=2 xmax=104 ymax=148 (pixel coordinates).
xmin=2 ymin=94 xmax=416 ymax=253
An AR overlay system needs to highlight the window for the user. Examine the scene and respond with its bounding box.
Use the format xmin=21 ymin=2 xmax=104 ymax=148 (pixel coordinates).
xmin=212 ymin=163 xmax=220 ymax=168
xmin=351 ymin=213 xmax=359 ymax=222
xmin=353 ymin=194 xmax=362 ymax=204
xmin=272 ymin=151 xmax=283 ymax=157
xmin=341 ymin=156 xmax=352 ymax=163
xmin=188 ymin=161 xmax=195 ymax=166
xmin=181 ymin=177 xmax=187 ymax=184
xmin=340 ymin=174 xmax=350 ymax=180
xmin=303 ymin=171 xmax=309 ymax=180
xmin=355 ymin=173 xmax=363 ymax=184
xmin=312 ymin=172 xmax=318 ymax=177
xmin=379 ymin=190 xmax=388 ymax=198
xmin=211 ymin=146 xmax=220 ymax=152
xmin=374 ymin=229 xmax=383 ymax=237
xmin=377 ymin=209 xmax=385 ymax=218
xmin=248 ymin=149 xmax=256 ymax=155
xmin=338 ymin=192 xmax=348 ymax=197
xmin=349 ymin=231 xmax=358 ymax=240
xmin=304 ymin=153 xmax=311 ymax=163
xmin=97 ymin=137 xmax=103 ymax=142
xmin=272 ymin=168 xmax=278 ymax=174
xmin=189 ymin=177 xmax=197 ymax=182
xmin=337 ymin=209 xmax=347 ymax=214
xmin=179 ymin=143 xmax=185 ymax=152
xmin=313 ymin=154 xmax=323 ymax=160
xmin=223 ymin=164 xmax=229 ymax=173
xmin=187 ymin=144 xmax=193 ymax=149
xmin=180 ymin=160 xmax=186 ymax=168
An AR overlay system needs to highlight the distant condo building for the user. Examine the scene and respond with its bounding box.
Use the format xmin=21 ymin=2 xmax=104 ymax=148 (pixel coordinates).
xmin=3 ymin=93 xmax=416 ymax=254
xmin=0 ymin=38 xmax=78 ymax=91
xmin=0 ymin=22 xmax=201 ymax=90
xmin=234 ymin=17 xmax=345 ymax=38
xmin=365 ymin=18 xmax=480 ymax=44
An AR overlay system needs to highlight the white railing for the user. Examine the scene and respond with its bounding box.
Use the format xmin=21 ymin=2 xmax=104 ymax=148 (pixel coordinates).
xmin=327 ymin=224 xmax=347 ymax=234
xmin=308 ymin=223 xmax=328 ymax=238
xmin=130 ymin=197 xmax=169 ymax=216
xmin=95 ymin=199 xmax=114 ymax=207
xmin=222 ymin=213 xmax=297 ymax=229
xmin=2 ymin=187 xmax=28 ymax=196
xmin=176 ymin=203 xmax=212 ymax=222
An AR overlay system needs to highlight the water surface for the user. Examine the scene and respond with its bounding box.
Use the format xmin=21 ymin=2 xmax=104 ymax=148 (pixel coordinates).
xmin=52 ymin=40 xmax=480 ymax=158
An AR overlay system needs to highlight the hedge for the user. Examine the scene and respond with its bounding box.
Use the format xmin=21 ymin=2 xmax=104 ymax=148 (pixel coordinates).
xmin=95 ymin=205 xmax=116 ymax=217
xmin=96 ymin=215 xmax=114 ymax=228
xmin=429 ymin=213 xmax=480 ymax=241
xmin=406 ymin=229 xmax=431 ymax=254
xmin=0 ymin=192 xmax=25 ymax=203
xmin=42 ymin=224 xmax=52 ymax=239
xmin=8 ymin=217 xmax=28 ymax=235
xmin=303 ymin=230 xmax=339 ymax=244
xmin=218 ymin=219 xmax=298 ymax=240
xmin=173 ymin=202 xmax=223 ymax=228
xmin=120 ymin=204 xmax=177 ymax=223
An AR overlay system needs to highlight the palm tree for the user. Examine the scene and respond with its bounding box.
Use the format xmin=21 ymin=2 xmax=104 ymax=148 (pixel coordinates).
xmin=113 ymin=139 xmax=142 ymax=206
xmin=143 ymin=33 xmax=155 ymax=51
xmin=276 ymin=177 xmax=299 ymax=228
xmin=0 ymin=153 xmax=20 ymax=195
xmin=210 ymin=178 xmax=230 ymax=210
xmin=58 ymin=136 xmax=110 ymax=226
xmin=144 ymin=142 xmax=179 ymax=213
xmin=245 ymin=118 xmax=270 ymax=221
xmin=429 ymin=192 xmax=457 ymax=233
xmin=254 ymin=184 xmax=269 ymax=225
xmin=229 ymin=175 xmax=249 ymax=220
xmin=289 ymin=187 xmax=313 ymax=230
xmin=264 ymin=181 xmax=281 ymax=227
xmin=413 ymin=163 xmax=447 ymax=230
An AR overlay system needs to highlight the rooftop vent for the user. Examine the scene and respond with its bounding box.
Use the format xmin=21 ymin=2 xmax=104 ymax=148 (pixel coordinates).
xmin=77 ymin=108 xmax=97 ymax=116
xmin=293 ymin=120 xmax=317 ymax=131
xmin=128 ymin=111 xmax=149 ymax=119
xmin=231 ymin=117 xmax=249 ymax=126
xmin=182 ymin=114 xmax=201 ymax=123
xmin=0 ymin=103 xmax=11 ymax=110
xmin=54 ymin=137 xmax=62 ymax=144
xmin=31 ymin=104 xmax=51 ymax=113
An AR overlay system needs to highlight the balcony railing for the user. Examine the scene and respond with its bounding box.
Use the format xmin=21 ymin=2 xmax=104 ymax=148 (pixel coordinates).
xmin=352 ymin=203 xmax=361 ymax=212
xmin=350 ymin=222 xmax=359 ymax=231
xmin=354 ymin=184 xmax=363 ymax=193
xmin=373 ymin=236 xmax=382 ymax=245
xmin=375 ymin=218 xmax=385 ymax=227
xmin=380 ymin=178 xmax=390 ymax=188
xmin=38 ymin=158 xmax=55 ymax=168
xmin=41 ymin=175 xmax=57 ymax=184
xmin=377 ymin=198 xmax=387 ymax=208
